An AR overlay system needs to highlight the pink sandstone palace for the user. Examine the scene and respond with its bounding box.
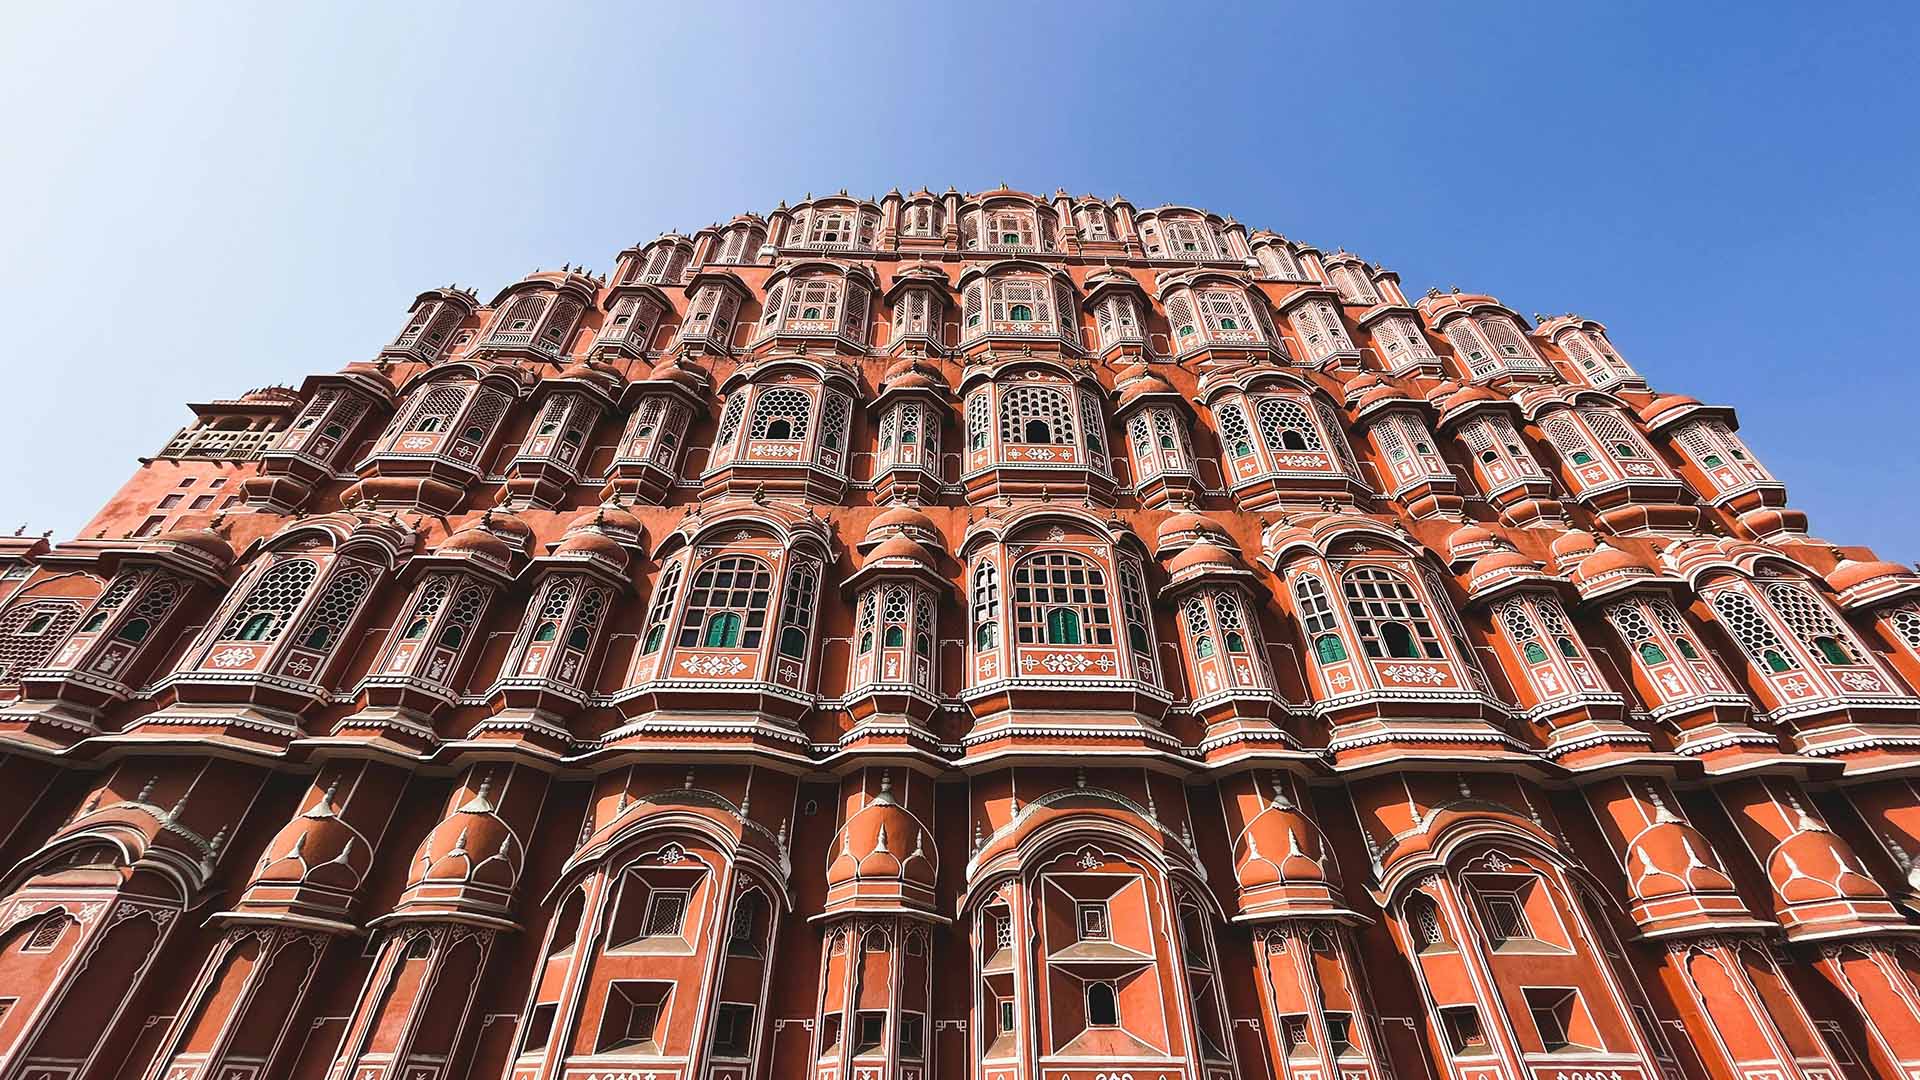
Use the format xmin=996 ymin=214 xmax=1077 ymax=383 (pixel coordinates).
xmin=1 ymin=187 xmax=1918 ymax=1080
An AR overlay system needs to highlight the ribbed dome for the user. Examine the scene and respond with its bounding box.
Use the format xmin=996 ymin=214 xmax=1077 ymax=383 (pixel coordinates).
xmin=149 ymin=524 xmax=236 ymax=569
xmin=1444 ymin=522 xmax=1500 ymax=564
xmin=865 ymin=504 xmax=942 ymax=546
xmin=251 ymin=780 xmax=370 ymax=890
xmin=824 ymin=775 xmax=938 ymax=912
xmin=1638 ymin=393 xmax=1702 ymax=427
xmin=1233 ymin=787 xmax=1332 ymax=893
xmin=1156 ymin=511 xmax=1229 ymax=552
xmin=1168 ymin=541 xmax=1244 ymax=578
xmin=410 ymin=777 xmax=522 ymax=890
xmin=1572 ymin=541 xmax=1655 ymax=587
xmin=1826 ymin=557 xmax=1917 ymax=594
xmin=1549 ymin=528 xmax=1600 ymax=566
xmin=866 ymin=533 xmax=938 ymax=570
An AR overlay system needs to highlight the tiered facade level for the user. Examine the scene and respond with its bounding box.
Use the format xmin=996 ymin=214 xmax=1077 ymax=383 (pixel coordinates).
xmin=5 ymin=186 xmax=1920 ymax=1080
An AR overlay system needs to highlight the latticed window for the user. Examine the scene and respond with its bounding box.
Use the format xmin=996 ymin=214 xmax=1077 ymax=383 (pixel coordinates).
xmin=1710 ymin=589 xmax=1800 ymax=673
xmin=1078 ymin=207 xmax=1110 ymax=239
xmin=1013 ymin=552 xmax=1115 ymax=647
xmin=402 ymin=384 xmax=470 ymax=435
xmin=1185 ymin=596 xmax=1214 ymax=658
xmin=714 ymin=395 xmax=748 ymax=448
xmin=1118 ymin=559 xmax=1154 ymax=658
xmin=991 ymin=278 xmax=1053 ymax=328
xmin=1199 ymin=290 xmax=1256 ymax=335
xmin=1255 ymin=398 xmax=1322 ymax=453
xmin=440 ymin=584 xmax=487 ymax=651
xmin=1341 ymin=568 xmax=1444 ymax=660
xmin=1479 ymin=317 xmax=1543 ymax=370
xmin=776 ymin=560 xmax=821 ymax=659
xmin=0 ymin=602 xmax=82 ymax=682
xmin=967 ymin=392 xmax=990 ymax=451
xmin=640 ymin=562 xmax=683 ymax=654
xmin=22 ymin=912 xmax=69 ymax=952
xmin=678 ymin=556 xmax=773 ymax=650
xmin=1294 ymin=300 xmax=1350 ymax=361
xmin=1164 ymin=220 xmax=1217 ymax=257
xmin=820 ymin=393 xmax=850 ymax=455
xmin=1579 ymin=407 xmax=1658 ymax=463
xmin=1675 ymin=420 xmax=1770 ymax=481
xmin=293 ymin=568 xmax=372 ymax=651
xmin=1890 ymin=604 xmax=1920 ymax=654
xmin=461 ymin=389 xmax=512 ymax=448
xmin=1215 ymin=589 xmax=1255 ymax=656
xmin=999 ymin=386 xmax=1076 ymax=445
xmin=221 ymin=560 xmax=319 ymax=642
xmin=1259 ymin=244 xmax=1305 ymax=280
xmin=749 ymin=388 xmax=813 ymax=441
xmin=785 ymin=279 xmax=841 ymax=324
xmin=527 ymin=581 xmax=574 ymax=645
xmin=972 ymin=560 xmax=1001 ymax=650
xmin=1079 ymin=392 xmax=1108 ymax=467
xmin=1331 ymin=264 xmax=1378 ymax=304
xmin=80 ymin=576 xmax=142 ymax=632
xmin=1218 ymin=403 xmax=1255 ymax=457
xmin=1376 ymin=315 xmax=1434 ymax=367
xmin=1541 ymin=414 xmax=1601 ymax=468
xmin=1295 ymin=575 xmax=1346 ymax=663
xmin=1445 ymin=321 xmax=1500 ymax=379
xmin=1764 ymin=581 xmax=1865 ymax=666
xmin=1460 ymin=415 xmax=1547 ymax=478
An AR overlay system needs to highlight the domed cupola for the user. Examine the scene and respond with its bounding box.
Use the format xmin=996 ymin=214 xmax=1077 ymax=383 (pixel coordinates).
xmin=870 ymin=351 xmax=950 ymax=506
xmin=843 ymin=509 xmax=950 ymax=719
xmin=224 ymin=775 xmax=377 ymax=932
xmin=389 ymin=771 xmax=529 ymax=926
xmin=1232 ymin=778 xmax=1350 ymax=920
xmin=1113 ymin=361 xmax=1201 ymax=509
xmin=823 ymin=773 xmax=939 ymax=919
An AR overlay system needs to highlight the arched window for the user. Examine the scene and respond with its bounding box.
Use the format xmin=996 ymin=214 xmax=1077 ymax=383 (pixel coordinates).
xmin=1255 ymin=398 xmax=1324 ymax=455
xmin=1341 ymin=568 xmax=1445 ymax=661
xmin=1086 ymin=982 xmax=1119 ymax=1027
xmin=1013 ymin=552 xmax=1114 ymax=647
xmin=1295 ymin=575 xmax=1347 ymax=663
xmin=1218 ymin=404 xmax=1255 ymax=458
xmin=640 ymin=561 xmax=682 ymax=655
xmin=999 ymin=386 xmax=1076 ymax=446
xmin=727 ymin=892 xmax=764 ymax=957
xmin=1709 ymin=589 xmax=1800 ymax=674
xmin=749 ymin=388 xmax=813 ymax=442
xmin=294 ymin=568 xmax=373 ymax=652
xmin=776 ymin=560 xmax=821 ymax=662
xmin=972 ymin=561 xmax=1001 ymax=650
xmin=678 ymin=556 xmax=773 ymax=650
xmin=1406 ymin=894 xmax=1446 ymax=951
xmin=220 ymin=559 xmax=320 ymax=642
xmin=1763 ymin=580 xmax=1864 ymax=666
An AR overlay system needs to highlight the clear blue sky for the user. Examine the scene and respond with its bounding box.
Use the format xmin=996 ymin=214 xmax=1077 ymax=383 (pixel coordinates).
xmin=3 ymin=3 xmax=1916 ymax=557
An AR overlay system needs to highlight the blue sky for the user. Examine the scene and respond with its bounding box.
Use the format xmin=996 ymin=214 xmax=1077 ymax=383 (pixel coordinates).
xmin=2 ymin=3 xmax=1916 ymax=557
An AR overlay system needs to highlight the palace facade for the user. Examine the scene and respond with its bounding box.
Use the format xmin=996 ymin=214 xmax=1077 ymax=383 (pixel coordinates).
xmin=2 ymin=187 xmax=1919 ymax=1080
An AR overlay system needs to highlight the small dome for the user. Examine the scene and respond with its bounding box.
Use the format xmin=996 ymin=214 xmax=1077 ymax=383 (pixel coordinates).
xmin=1168 ymin=541 xmax=1245 ymax=579
xmin=250 ymin=780 xmax=371 ymax=891
xmin=1156 ymin=511 xmax=1229 ymax=553
xmin=825 ymin=775 xmax=938 ymax=899
xmin=1115 ymin=366 xmax=1175 ymax=407
xmin=1466 ymin=547 xmax=1542 ymax=588
xmin=1234 ymin=791 xmax=1331 ymax=893
xmin=1355 ymin=383 xmax=1418 ymax=414
xmin=864 ymin=505 xmax=942 ymax=547
xmin=1549 ymin=528 xmax=1599 ymax=566
xmin=1637 ymin=394 xmax=1702 ymax=427
xmin=149 ymin=524 xmax=236 ymax=570
xmin=1826 ymin=557 xmax=1918 ymax=595
xmin=410 ymin=778 xmax=523 ymax=891
xmin=439 ymin=510 xmax=528 ymax=566
xmin=865 ymin=534 xmax=938 ymax=572
xmin=646 ymin=354 xmax=709 ymax=393
xmin=1444 ymin=523 xmax=1500 ymax=564
xmin=1572 ymin=542 xmax=1655 ymax=589
xmin=552 ymin=506 xmax=637 ymax=571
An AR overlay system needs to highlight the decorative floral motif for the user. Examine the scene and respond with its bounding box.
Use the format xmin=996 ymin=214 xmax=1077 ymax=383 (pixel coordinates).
xmin=1379 ymin=663 xmax=1448 ymax=686
xmin=679 ymin=654 xmax=750 ymax=677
